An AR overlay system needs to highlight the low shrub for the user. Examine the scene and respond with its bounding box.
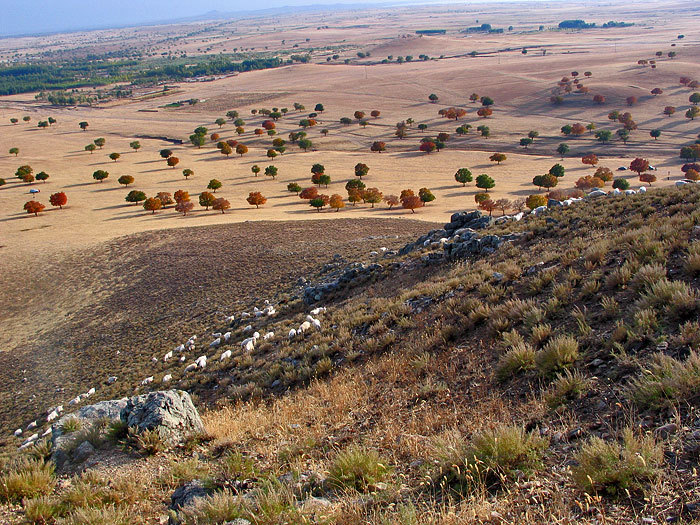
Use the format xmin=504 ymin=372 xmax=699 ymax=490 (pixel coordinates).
xmin=535 ymin=335 xmax=579 ymax=376
xmin=327 ymin=447 xmax=390 ymax=492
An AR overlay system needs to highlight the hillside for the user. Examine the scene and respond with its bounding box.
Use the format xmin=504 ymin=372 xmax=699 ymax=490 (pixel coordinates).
xmin=2 ymin=185 xmax=700 ymax=523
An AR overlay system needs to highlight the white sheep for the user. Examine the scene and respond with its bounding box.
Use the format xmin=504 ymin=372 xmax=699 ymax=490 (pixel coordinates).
xmin=253 ymin=307 xmax=260 ymax=313
xmin=263 ymin=332 xmax=274 ymax=340
xmin=639 ymin=186 xmax=647 ymax=193
xmin=68 ymin=396 xmax=81 ymax=406
xmin=87 ymin=388 xmax=95 ymax=396
xmin=253 ymin=331 xmax=260 ymax=340
xmin=42 ymin=428 xmax=52 ymax=437
xmin=209 ymin=338 xmax=221 ymax=348
xmin=27 ymin=421 xmax=37 ymax=430
xmin=108 ymin=376 xmax=117 ymax=384
xmin=242 ymin=339 xmax=255 ymax=353
xmin=141 ymin=376 xmax=154 ymax=386
xmin=164 ymin=351 xmax=173 ymax=362
xmin=151 ymin=357 xmax=158 ymax=363
xmin=225 ymin=315 xmax=235 ymax=323
xmin=184 ymin=363 xmax=197 ymax=373
xmin=242 ymin=325 xmax=253 ymax=333
xmin=306 ymin=315 xmax=315 ymax=322
xmin=220 ymin=350 xmax=232 ymax=361
xmin=240 ymin=312 xmax=251 ymax=319
xmin=288 ymin=328 xmax=297 ymax=340
xmin=175 ymin=344 xmax=185 ymax=353
xmin=13 ymin=429 xmax=22 ymax=437
xmin=180 ymin=355 xmax=186 ymax=362
xmin=212 ymin=332 xmax=222 ymax=338
xmin=298 ymin=321 xmax=311 ymax=335
xmin=162 ymin=374 xmax=172 ymax=383
xmin=223 ymin=331 xmax=231 ymax=342
xmin=195 ymin=355 xmax=207 ymax=368
xmin=47 ymin=410 xmax=59 ymax=422
xmin=311 ymin=318 xmax=322 ymax=331
xmin=310 ymin=307 xmax=326 ymax=316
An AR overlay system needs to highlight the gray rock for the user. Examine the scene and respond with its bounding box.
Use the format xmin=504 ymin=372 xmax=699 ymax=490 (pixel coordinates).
xmin=655 ymin=423 xmax=678 ymax=438
xmin=587 ymin=189 xmax=607 ymax=198
xmin=72 ymin=441 xmax=95 ymax=464
xmin=122 ymin=390 xmax=204 ymax=446
xmin=547 ymin=199 xmax=563 ymax=208
xmin=170 ymin=480 xmax=212 ymax=511
xmin=224 ymin=521 xmax=252 ymax=525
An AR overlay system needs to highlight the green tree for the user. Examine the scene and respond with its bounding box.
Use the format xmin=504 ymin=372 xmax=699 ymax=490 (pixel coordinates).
xmin=595 ymin=130 xmax=612 ymax=143
xmin=94 ymin=138 xmax=105 ymax=149
xmin=199 ymin=191 xmax=216 ymax=210
xmin=9 ymin=147 xmax=18 ymax=156
xmin=354 ymin=163 xmax=369 ymax=179
xmin=207 ymin=179 xmax=222 ymax=192
xmin=298 ymin=139 xmax=313 ymax=151
xmin=92 ymin=170 xmax=109 ymax=182
xmin=690 ymin=93 xmax=700 ymax=105
xmin=310 ymin=195 xmax=330 ymax=212
xmin=612 ymin=178 xmax=630 ymax=190
xmin=226 ymin=110 xmax=239 ymax=120
xmin=617 ymin=129 xmax=630 ymax=144
xmin=109 ymin=152 xmax=120 ymax=162
xmin=489 ymin=153 xmax=507 ymax=165
xmin=419 ymin=187 xmax=436 ymax=204
xmin=215 ymin=117 xmax=226 ymax=127
xmin=160 ymin=149 xmax=173 ymax=159
xmin=520 ymin=137 xmax=533 ymax=149
xmin=190 ymin=134 xmax=206 ymax=148
xmin=455 ymin=168 xmax=473 ymax=186
xmin=549 ymin=164 xmax=565 ymax=177
xmin=428 ymin=93 xmax=439 ymax=103
xmin=85 ymin=144 xmax=96 ymax=154
xmin=130 ymin=141 xmax=141 ymax=152
xmin=476 ymin=174 xmax=495 ymax=192
xmin=126 ymin=190 xmax=146 ymax=205
xmin=118 ymin=175 xmax=134 ymax=187
xmin=251 ymin=165 xmax=261 ymax=177
xmin=35 ymin=171 xmax=49 ymax=183
xmin=557 ymin=143 xmax=569 ymax=158
xmin=183 ymin=168 xmax=194 ymax=180
xmin=650 ymin=129 xmax=661 ymax=140
xmin=265 ymin=165 xmax=278 ymax=179
xmin=79 ymin=121 xmax=89 ymax=131
xmin=287 ymin=182 xmax=302 ymax=194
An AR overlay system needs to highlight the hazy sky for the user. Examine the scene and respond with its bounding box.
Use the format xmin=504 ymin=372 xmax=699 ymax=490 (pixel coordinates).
xmin=0 ymin=0 xmax=391 ymax=36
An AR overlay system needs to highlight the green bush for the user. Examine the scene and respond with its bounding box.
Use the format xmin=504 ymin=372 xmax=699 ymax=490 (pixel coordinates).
xmin=628 ymin=351 xmax=700 ymax=409
xmin=495 ymin=343 xmax=536 ymax=381
xmin=0 ymin=459 xmax=55 ymax=503
xmin=545 ymin=369 xmax=590 ymax=408
xmin=435 ymin=425 xmax=547 ymax=493
xmin=572 ymin=428 xmax=662 ymax=496
xmin=327 ymin=447 xmax=390 ymax=492
xmin=535 ymin=335 xmax=579 ymax=376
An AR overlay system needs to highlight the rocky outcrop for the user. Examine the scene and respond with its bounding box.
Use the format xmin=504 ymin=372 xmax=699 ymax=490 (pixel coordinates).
xmin=303 ymin=262 xmax=387 ymax=304
xmin=121 ymin=390 xmax=204 ymax=446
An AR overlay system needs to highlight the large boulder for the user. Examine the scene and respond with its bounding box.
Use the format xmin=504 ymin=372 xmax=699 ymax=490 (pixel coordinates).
xmin=51 ymin=399 xmax=128 ymax=468
xmin=121 ymin=390 xmax=204 ymax=446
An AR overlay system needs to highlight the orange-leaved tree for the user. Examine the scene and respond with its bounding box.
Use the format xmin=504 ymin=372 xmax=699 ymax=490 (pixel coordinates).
xmin=49 ymin=192 xmax=67 ymax=209
xmin=24 ymin=201 xmax=45 ymax=216
xmin=247 ymin=192 xmax=267 ymax=208
xmin=213 ymin=198 xmax=231 ymax=214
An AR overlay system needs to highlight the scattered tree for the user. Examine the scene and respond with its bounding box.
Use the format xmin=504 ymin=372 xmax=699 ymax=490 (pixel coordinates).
xmin=687 ymin=107 xmax=700 ymax=120
xmin=265 ymin=166 xmax=278 ymax=179
xmin=94 ymin=138 xmax=106 ymax=149
xmin=236 ymin=144 xmax=249 ymax=156
xmin=419 ymin=187 xmax=435 ymax=204
xmin=629 ymin=157 xmax=650 ymax=175
xmin=300 ymin=187 xmax=319 ymax=200
xmin=247 ymin=192 xmax=267 ymax=208
xmin=174 ymin=190 xmax=190 ymax=203
xmin=118 ymin=175 xmax=134 ymax=188
xmin=213 ymin=198 xmax=231 ymax=214
xmin=24 ymin=201 xmax=45 ymax=216
xmin=478 ymin=199 xmax=497 ymax=216
xmin=166 ymin=156 xmax=179 ymax=168
xmin=143 ymin=197 xmax=162 ymax=214
xmin=109 ymin=152 xmax=121 ymax=162
xmin=329 ymin=194 xmax=345 ymax=211
xmin=79 ymin=121 xmax=89 ymax=131
xmin=85 ymin=144 xmax=96 ymax=154
xmin=639 ymin=173 xmax=656 ymax=186
xmin=612 ymin=178 xmax=630 ymax=190
xmin=370 ymin=141 xmax=386 ymax=153
xmin=428 ymin=94 xmax=439 ymax=103
xmin=526 ymin=194 xmax=547 ymax=209
xmin=664 ymin=106 xmax=676 ymax=117
xmin=49 ymin=192 xmax=67 ymax=209
xmin=9 ymin=147 xmax=19 ymax=156
xmin=126 ymin=190 xmax=146 ymax=205
xmin=298 ymin=139 xmax=313 ymax=151
xmin=354 ymin=163 xmax=370 ymax=179
xmin=489 ymin=153 xmax=506 ymax=165
xmin=384 ymin=195 xmax=399 ymax=209
xmin=176 ymin=201 xmax=194 ymax=215
xmin=476 ymin=174 xmax=495 ymax=191
xmin=581 ymin=154 xmax=599 ymax=167
xmin=455 ymin=168 xmax=473 ymax=186
xmin=130 ymin=141 xmax=141 ymax=152
xmin=575 ymin=175 xmax=604 ymax=190
xmin=363 ymin=187 xmax=383 ymax=208
xmin=199 ymin=191 xmax=216 ymax=210
xmin=593 ymin=94 xmax=606 ymax=105
xmin=595 ymin=130 xmax=613 ymax=143
xmin=557 ymin=143 xmax=569 ymax=158
xmin=288 ymin=182 xmax=302 ymax=195
xmin=309 ymin=195 xmax=330 ymax=212
xmin=549 ymin=164 xmax=565 ymax=178
xmin=402 ymin=195 xmax=423 ymax=213
xmin=92 ymin=170 xmax=109 ymax=182
xmin=594 ymin=167 xmax=613 ymax=183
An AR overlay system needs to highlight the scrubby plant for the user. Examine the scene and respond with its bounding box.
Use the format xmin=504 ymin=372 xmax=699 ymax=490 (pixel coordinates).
xmin=545 ymin=369 xmax=590 ymax=408
xmin=327 ymin=447 xmax=390 ymax=492
xmin=572 ymin=428 xmax=663 ymax=496
xmin=629 ymin=351 xmax=700 ymax=409
xmin=535 ymin=335 xmax=579 ymax=376
xmin=0 ymin=459 xmax=55 ymax=503
xmin=434 ymin=425 xmax=547 ymax=494
xmin=495 ymin=343 xmax=536 ymax=381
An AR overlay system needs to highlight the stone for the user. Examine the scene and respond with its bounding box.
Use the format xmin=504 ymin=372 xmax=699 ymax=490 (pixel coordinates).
xmin=122 ymin=390 xmax=204 ymax=446
xmin=169 ymin=480 xmax=213 ymax=522
xmin=587 ymin=189 xmax=607 ymax=198
xmin=655 ymin=423 xmax=678 ymax=438
xmin=72 ymin=441 xmax=95 ymax=464
xmin=224 ymin=521 xmax=252 ymax=525
xmin=547 ymin=199 xmax=563 ymax=208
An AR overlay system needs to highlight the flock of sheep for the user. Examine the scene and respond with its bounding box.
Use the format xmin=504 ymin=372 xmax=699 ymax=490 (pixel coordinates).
xmin=12 ymin=299 xmax=327 ymax=449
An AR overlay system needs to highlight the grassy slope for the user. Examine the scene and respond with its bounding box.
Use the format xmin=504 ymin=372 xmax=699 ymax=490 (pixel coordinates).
xmin=3 ymin=186 xmax=700 ymax=523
